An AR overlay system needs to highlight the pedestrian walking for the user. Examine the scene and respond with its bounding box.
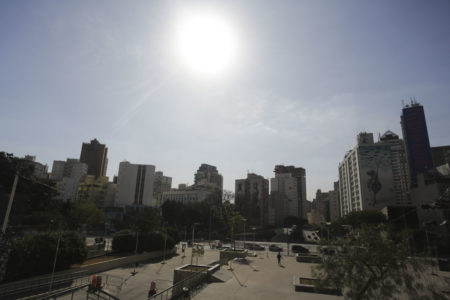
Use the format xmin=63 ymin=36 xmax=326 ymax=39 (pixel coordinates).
xmin=277 ymin=251 xmax=281 ymax=265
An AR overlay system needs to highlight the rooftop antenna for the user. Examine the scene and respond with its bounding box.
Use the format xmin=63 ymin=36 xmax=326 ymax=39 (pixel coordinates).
xmin=401 ymin=99 xmax=405 ymax=108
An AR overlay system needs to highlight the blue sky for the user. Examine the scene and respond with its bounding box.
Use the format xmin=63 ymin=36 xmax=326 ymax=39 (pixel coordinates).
xmin=1 ymin=0 xmax=449 ymax=199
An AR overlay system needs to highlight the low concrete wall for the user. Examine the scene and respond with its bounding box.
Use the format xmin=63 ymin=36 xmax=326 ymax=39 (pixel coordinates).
xmin=295 ymin=254 xmax=322 ymax=263
xmin=78 ymin=248 xmax=177 ymax=275
xmin=219 ymin=249 xmax=247 ymax=265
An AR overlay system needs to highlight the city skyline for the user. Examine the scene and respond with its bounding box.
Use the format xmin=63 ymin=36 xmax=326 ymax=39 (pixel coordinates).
xmin=1 ymin=1 xmax=450 ymax=199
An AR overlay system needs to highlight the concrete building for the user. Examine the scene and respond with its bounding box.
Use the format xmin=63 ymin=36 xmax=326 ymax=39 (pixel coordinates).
xmin=431 ymin=146 xmax=450 ymax=167
xmin=269 ymin=165 xmax=307 ymax=226
xmin=194 ymin=164 xmax=223 ymax=189
xmin=193 ymin=164 xmax=223 ymax=206
xmin=51 ymin=158 xmax=88 ymax=202
xmin=80 ymin=139 xmax=108 ymax=177
xmin=310 ymin=189 xmax=330 ymax=226
xmin=153 ymin=171 xmax=172 ymax=207
xmin=338 ymin=131 xmax=410 ymax=216
xmin=379 ymin=131 xmax=411 ymax=206
xmin=76 ymin=175 xmax=110 ymax=206
xmin=161 ymin=189 xmax=212 ymax=205
xmin=329 ymin=181 xmax=341 ymax=222
xmin=235 ymin=173 xmax=269 ymax=227
xmin=24 ymin=155 xmax=49 ymax=180
xmin=401 ymin=102 xmax=434 ymax=186
xmin=115 ymin=161 xmax=155 ymax=207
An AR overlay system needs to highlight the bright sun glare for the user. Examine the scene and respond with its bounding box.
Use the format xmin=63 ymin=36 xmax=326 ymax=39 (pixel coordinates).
xmin=176 ymin=13 xmax=237 ymax=75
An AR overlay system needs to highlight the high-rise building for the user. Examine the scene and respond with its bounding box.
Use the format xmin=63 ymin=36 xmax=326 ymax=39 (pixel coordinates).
xmin=153 ymin=171 xmax=172 ymax=206
xmin=400 ymin=102 xmax=434 ymax=186
xmin=329 ymin=181 xmax=341 ymax=222
xmin=115 ymin=161 xmax=155 ymax=207
xmin=193 ymin=163 xmax=223 ymax=205
xmin=269 ymin=165 xmax=307 ymax=226
xmin=194 ymin=164 xmax=223 ymax=189
xmin=50 ymin=158 xmax=88 ymax=202
xmin=339 ymin=131 xmax=410 ymax=216
xmin=235 ymin=173 xmax=269 ymax=227
xmin=80 ymin=139 xmax=108 ymax=177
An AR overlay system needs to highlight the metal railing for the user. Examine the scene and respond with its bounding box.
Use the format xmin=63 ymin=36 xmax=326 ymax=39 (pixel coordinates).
xmin=149 ymin=270 xmax=208 ymax=300
xmin=0 ymin=271 xmax=89 ymax=299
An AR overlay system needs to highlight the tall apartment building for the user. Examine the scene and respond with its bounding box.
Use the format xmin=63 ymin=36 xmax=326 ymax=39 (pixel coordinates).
xmin=338 ymin=131 xmax=410 ymax=216
xmin=153 ymin=171 xmax=172 ymax=206
xmin=235 ymin=173 xmax=269 ymax=227
xmin=329 ymin=181 xmax=341 ymax=222
xmin=115 ymin=161 xmax=155 ymax=207
xmin=193 ymin=163 xmax=223 ymax=205
xmin=269 ymin=165 xmax=307 ymax=226
xmin=80 ymin=139 xmax=108 ymax=177
xmin=50 ymin=159 xmax=88 ymax=202
xmin=194 ymin=164 xmax=223 ymax=189
xmin=400 ymin=102 xmax=434 ymax=186
xmin=310 ymin=189 xmax=330 ymax=225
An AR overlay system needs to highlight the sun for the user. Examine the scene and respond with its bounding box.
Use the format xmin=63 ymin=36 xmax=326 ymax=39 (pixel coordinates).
xmin=176 ymin=13 xmax=237 ymax=75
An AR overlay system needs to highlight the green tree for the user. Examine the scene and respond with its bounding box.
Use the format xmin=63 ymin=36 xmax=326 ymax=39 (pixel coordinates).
xmin=0 ymin=152 xmax=60 ymax=230
xmin=67 ymin=201 xmax=106 ymax=230
xmin=334 ymin=210 xmax=386 ymax=228
xmin=312 ymin=224 xmax=442 ymax=300
xmin=6 ymin=231 xmax=87 ymax=280
xmin=123 ymin=206 xmax=160 ymax=233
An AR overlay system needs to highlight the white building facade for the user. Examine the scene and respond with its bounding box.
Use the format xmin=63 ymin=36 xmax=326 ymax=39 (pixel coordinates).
xmin=115 ymin=161 xmax=155 ymax=207
xmin=339 ymin=131 xmax=410 ymax=217
xmin=50 ymin=158 xmax=88 ymax=202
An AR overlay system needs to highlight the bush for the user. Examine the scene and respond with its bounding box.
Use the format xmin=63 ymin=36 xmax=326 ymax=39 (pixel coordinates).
xmin=112 ymin=230 xmax=135 ymax=253
xmin=112 ymin=230 xmax=176 ymax=254
xmin=6 ymin=231 xmax=87 ymax=280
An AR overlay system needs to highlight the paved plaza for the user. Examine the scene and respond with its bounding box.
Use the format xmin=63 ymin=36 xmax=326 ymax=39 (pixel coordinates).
xmin=56 ymin=242 xmax=450 ymax=300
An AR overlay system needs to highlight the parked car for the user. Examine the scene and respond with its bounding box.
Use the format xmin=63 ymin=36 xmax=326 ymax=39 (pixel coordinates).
xmin=269 ymin=244 xmax=283 ymax=252
xmin=291 ymin=245 xmax=310 ymax=254
xmin=244 ymin=243 xmax=265 ymax=250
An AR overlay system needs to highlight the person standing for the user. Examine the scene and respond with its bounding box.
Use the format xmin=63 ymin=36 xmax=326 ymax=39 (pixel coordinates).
xmin=277 ymin=251 xmax=281 ymax=265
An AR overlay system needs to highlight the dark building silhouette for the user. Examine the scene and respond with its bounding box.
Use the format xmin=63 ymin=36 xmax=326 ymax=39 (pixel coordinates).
xmin=235 ymin=173 xmax=269 ymax=227
xmin=431 ymin=146 xmax=450 ymax=167
xmin=80 ymin=139 xmax=108 ymax=177
xmin=400 ymin=102 xmax=433 ymax=186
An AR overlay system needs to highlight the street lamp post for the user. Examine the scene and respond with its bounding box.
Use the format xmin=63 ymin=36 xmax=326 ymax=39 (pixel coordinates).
xmin=162 ymin=223 xmax=167 ymax=264
xmin=191 ymin=223 xmax=199 ymax=265
xmin=49 ymin=230 xmax=62 ymax=292
xmin=243 ymin=220 xmax=247 ymax=248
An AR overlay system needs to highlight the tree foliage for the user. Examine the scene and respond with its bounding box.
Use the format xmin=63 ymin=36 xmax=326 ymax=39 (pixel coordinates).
xmin=334 ymin=210 xmax=386 ymax=228
xmin=312 ymin=224 xmax=442 ymax=300
xmin=67 ymin=201 xmax=106 ymax=230
xmin=6 ymin=231 xmax=87 ymax=280
xmin=0 ymin=152 xmax=61 ymax=230
xmin=122 ymin=206 xmax=160 ymax=233
xmin=112 ymin=229 xmax=175 ymax=253
xmin=161 ymin=200 xmax=226 ymax=239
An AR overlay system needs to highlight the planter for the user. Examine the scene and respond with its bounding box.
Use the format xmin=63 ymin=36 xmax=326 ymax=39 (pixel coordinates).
xmin=219 ymin=249 xmax=247 ymax=265
xmin=293 ymin=276 xmax=342 ymax=295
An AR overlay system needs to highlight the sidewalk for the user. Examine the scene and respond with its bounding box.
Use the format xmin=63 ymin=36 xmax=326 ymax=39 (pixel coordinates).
xmin=194 ymin=252 xmax=343 ymax=300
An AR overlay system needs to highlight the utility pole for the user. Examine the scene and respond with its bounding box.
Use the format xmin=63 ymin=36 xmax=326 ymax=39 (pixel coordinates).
xmin=2 ymin=174 xmax=18 ymax=234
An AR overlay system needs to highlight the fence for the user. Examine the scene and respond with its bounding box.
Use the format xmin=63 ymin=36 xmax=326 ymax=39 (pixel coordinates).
xmin=149 ymin=269 xmax=208 ymax=300
xmin=0 ymin=271 xmax=89 ymax=300
xmin=0 ymin=248 xmax=175 ymax=299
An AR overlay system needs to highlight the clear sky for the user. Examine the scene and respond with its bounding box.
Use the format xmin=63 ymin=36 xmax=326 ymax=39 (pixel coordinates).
xmin=1 ymin=0 xmax=449 ymax=200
